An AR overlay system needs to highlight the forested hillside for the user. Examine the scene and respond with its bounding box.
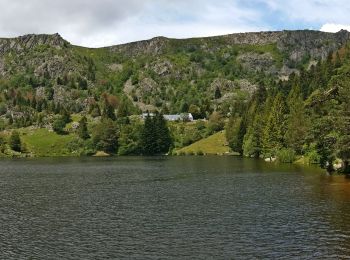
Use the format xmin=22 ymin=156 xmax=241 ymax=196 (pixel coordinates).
xmin=0 ymin=30 xmax=348 ymax=172
xmin=226 ymin=44 xmax=350 ymax=173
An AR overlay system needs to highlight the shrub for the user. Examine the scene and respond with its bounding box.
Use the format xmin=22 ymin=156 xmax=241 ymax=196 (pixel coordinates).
xmin=306 ymin=150 xmax=321 ymax=164
xmin=196 ymin=150 xmax=204 ymax=156
xmin=0 ymin=134 xmax=6 ymax=153
xmin=52 ymin=117 xmax=66 ymax=134
xmin=277 ymin=148 xmax=296 ymax=163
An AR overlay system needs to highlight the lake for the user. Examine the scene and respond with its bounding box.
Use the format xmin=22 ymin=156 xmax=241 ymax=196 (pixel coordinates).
xmin=0 ymin=156 xmax=349 ymax=259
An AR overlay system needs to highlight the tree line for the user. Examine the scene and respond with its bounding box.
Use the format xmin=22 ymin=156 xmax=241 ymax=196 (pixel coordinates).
xmin=226 ymin=48 xmax=350 ymax=173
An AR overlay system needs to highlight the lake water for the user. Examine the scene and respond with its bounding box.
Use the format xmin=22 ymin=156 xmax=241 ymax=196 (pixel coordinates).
xmin=0 ymin=156 xmax=349 ymax=259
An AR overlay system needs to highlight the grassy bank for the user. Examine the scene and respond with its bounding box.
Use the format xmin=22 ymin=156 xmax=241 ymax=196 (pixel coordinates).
xmin=175 ymin=131 xmax=235 ymax=155
xmin=21 ymin=128 xmax=77 ymax=157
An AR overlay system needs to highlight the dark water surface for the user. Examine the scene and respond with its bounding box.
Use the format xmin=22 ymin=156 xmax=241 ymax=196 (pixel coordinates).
xmin=0 ymin=156 xmax=350 ymax=259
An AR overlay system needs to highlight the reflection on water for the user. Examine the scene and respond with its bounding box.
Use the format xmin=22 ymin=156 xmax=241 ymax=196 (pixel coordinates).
xmin=0 ymin=156 xmax=349 ymax=259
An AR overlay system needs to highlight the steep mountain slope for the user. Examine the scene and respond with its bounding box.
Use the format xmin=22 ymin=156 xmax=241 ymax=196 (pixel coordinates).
xmin=0 ymin=30 xmax=349 ymax=118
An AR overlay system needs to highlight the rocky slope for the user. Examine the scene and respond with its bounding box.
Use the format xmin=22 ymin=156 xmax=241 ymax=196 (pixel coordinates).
xmin=0 ymin=30 xmax=349 ymax=114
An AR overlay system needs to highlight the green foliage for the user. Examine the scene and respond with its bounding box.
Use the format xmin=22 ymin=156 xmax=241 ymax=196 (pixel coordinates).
xmin=243 ymin=114 xmax=263 ymax=158
xmin=9 ymin=131 xmax=21 ymax=152
xmin=140 ymin=114 xmax=155 ymax=155
xmin=21 ymin=128 xmax=76 ymax=157
xmin=77 ymin=116 xmax=90 ymax=140
xmin=141 ymin=113 xmax=172 ymax=155
xmin=52 ymin=117 xmax=67 ymax=134
xmin=102 ymin=100 xmax=116 ymax=121
xmin=118 ymin=119 xmax=143 ymax=155
xmin=0 ymin=32 xmax=349 ymax=165
xmin=207 ymin=112 xmax=224 ymax=134
xmin=92 ymin=119 xmax=119 ymax=153
xmin=0 ymin=119 xmax=6 ymax=131
xmin=67 ymin=138 xmax=95 ymax=155
xmin=225 ymin=116 xmax=245 ymax=155
xmin=169 ymin=121 xmax=209 ymax=149
xmin=262 ymin=93 xmax=287 ymax=156
xmin=276 ymin=148 xmax=296 ymax=163
xmin=285 ymin=86 xmax=309 ymax=153
xmin=214 ymin=87 xmax=222 ymax=99
xmin=0 ymin=134 xmax=6 ymax=153
xmin=305 ymin=149 xmax=321 ymax=164
xmin=176 ymin=131 xmax=230 ymax=155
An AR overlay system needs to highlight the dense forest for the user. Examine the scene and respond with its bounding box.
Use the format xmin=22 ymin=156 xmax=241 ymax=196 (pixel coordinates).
xmin=0 ymin=31 xmax=349 ymax=173
xmin=226 ymin=46 xmax=350 ymax=173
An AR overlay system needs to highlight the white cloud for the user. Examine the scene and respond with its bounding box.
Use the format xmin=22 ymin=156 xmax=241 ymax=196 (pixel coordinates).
xmin=0 ymin=0 xmax=349 ymax=47
xmin=320 ymin=23 xmax=350 ymax=33
xmin=0 ymin=0 xmax=268 ymax=47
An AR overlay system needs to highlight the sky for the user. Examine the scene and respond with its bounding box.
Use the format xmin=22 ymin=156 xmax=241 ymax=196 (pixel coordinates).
xmin=0 ymin=0 xmax=349 ymax=47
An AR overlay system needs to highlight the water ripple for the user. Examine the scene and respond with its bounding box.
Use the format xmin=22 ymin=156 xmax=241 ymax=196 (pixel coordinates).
xmin=0 ymin=157 xmax=349 ymax=259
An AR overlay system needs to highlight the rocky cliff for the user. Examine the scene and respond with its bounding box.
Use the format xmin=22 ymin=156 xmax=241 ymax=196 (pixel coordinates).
xmin=0 ymin=33 xmax=68 ymax=54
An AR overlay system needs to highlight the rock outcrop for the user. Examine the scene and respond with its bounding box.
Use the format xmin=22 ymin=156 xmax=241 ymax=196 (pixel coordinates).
xmin=0 ymin=33 xmax=68 ymax=55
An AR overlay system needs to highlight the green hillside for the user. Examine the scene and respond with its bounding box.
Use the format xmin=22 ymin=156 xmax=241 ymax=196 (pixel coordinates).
xmin=21 ymin=128 xmax=76 ymax=157
xmin=0 ymin=30 xmax=349 ymax=173
xmin=176 ymin=131 xmax=232 ymax=155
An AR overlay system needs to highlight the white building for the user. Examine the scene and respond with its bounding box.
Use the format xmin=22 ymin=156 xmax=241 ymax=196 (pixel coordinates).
xmin=141 ymin=113 xmax=194 ymax=122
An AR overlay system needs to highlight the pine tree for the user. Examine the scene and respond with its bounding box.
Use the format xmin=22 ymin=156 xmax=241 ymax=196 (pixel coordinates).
xmin=262 ymin=93 xmax=287 ymax=156
xmin=102 ymin=102 xmax=116 ymax=121
xmin=9 ymin=131 xmax=21 ymax=152
xmin=226 ymin=116 xmax=245 ymax=155
xmin=78 ymin=116 xmax=90 ymax=140
xmin=141 ymin=114 xmax=156 ymax=155
xmin=285 ymin=85 xmax=309 ymax=153
xmin=154 ymin=112 xmax=172 ymax=154
xmin=333 ymin=71 xmax=350 ymax=172
xmin=243 ymin=113 xmax=263 ymax=158
xmin=78 ymin=77 xmax=88 ymax=90
xmin=214 ymin=87 xmax=222 ymax=99
xmin=61 ymin=109 xmax=71 ymax=124
xmin=52 ymin=117 xmax=66 ymax=134
xmin=117 ymin=98 xmax=130 ymax=118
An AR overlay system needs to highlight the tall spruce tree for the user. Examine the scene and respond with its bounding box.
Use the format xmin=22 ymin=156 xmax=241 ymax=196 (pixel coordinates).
xmin=243 ymin=113 xmax=263 ymax=158
xmin=226 ymin=116 xmax=245 ymax=155
xmin=285 ymin=85 xmax=309 ymax=154
xmin=154 ymin=112 xmax=172 ymax=154
xmin=141 ymin=114 xmax=156 ymax=155
xmin=141 ymin=112 xmax=172 ymax=155
xmin=262 ymin=93 xmax=288 ymax=156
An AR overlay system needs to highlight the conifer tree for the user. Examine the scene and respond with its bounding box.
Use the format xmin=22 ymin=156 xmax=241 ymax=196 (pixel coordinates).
xmin=117 ymin=98 xmax=130 ymax=118
xmin=154 ymin=112 xmax=172 ymax=154
xmin=141 ymin=112 xmax=172 ymax=155
xmin=243 ymin=113 xmax=263 ymax=158
xmin=102 ymin=102 xmax=116 ymax=121
xmin=214 ymin=87 xmax=222 ymax=99
xmin=226 ymin=116 xmax=245 ymax=155
xmin=78 ymin=116 xmax=90 ymax=140
xmin=9 ymin=131 xmax=21 ymax=152
xmin=141 ymin=114 xmax=156 ymax=155
xmin=285 ymin=85 xmax=309 ymax=153
xmin=262 ymin=93 xmax=287 ymax=156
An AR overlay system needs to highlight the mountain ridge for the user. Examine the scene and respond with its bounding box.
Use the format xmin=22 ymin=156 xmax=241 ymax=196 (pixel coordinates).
xmin=1 ymin=29 xmax=349 ymax=49
xmin=0 ymin=29 xmax=349 ymax=114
